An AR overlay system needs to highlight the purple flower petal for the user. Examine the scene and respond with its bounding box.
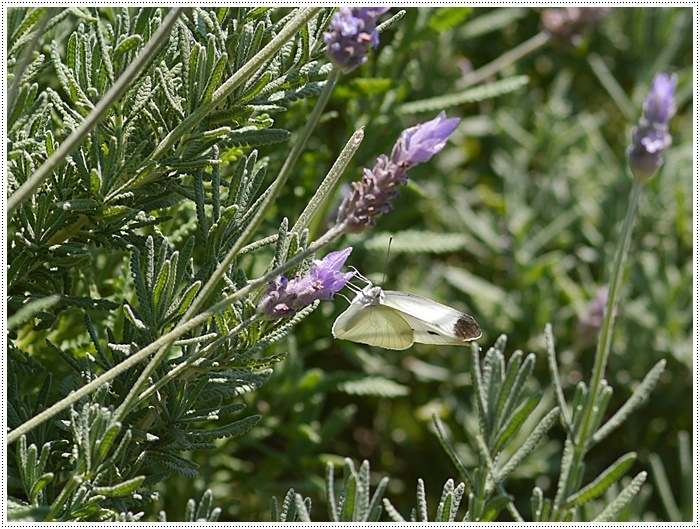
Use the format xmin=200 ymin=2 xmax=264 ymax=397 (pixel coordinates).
xmin=643 ymin=73 xmax=677 ymax=125
xmin=628 ymin=73 xmax=677 ymax=181
xmin=258 ymin=248 xmax=354 ymax=319
xmin=337 ymin=112 xmax=460 ymax=231
xmin=392 ymin=111 xmax=460 ymax=167
xmin=324 ymin=7 xmax=390 ymax=73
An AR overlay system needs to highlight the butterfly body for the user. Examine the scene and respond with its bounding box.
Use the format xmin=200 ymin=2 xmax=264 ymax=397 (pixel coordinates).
xmin=332 ymin=283 xmax=482 ymax=350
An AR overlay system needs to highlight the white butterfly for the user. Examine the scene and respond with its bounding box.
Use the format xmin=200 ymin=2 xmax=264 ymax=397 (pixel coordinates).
xmin=332 ymin=274 xmax=482 ymax=350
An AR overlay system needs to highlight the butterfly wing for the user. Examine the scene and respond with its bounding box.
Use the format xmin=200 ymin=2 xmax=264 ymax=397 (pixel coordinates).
xmin=332 ymin=302 xmax=414 ymax=350
xmin=381 ymin=291 xmax=482 ymax=346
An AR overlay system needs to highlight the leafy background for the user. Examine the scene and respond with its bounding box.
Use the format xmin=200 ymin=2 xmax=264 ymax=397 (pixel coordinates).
xmin=7 ymin=7 xmax=692 ymax=522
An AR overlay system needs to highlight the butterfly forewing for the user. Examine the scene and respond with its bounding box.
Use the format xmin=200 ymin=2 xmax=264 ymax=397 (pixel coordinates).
xmin=381 ymin=291 xmax=482 ymax=344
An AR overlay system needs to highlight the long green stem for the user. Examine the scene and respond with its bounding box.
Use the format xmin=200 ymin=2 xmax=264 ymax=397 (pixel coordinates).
xmin=553 ymin=178 xmax=645 ymax=519
xmin=291 ymin=125 xmax=364 ymax=236
xmin=581 ymin=178 xmax=643 ymax=443
xmin=6 ymin=221 xmax=348 ymax=445
xmin=461 ymin=31 xmax=549 ymax=89
xmin=7 ymin=7 xmax=183 ymax=217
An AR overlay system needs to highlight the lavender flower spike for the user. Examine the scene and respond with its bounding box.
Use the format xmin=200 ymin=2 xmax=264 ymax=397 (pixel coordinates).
xmin=628 ymin=73 xmax=677 ymax=181
xmin=324 ymin=7 xmax=390 ymax=73
xmin=259 ymin=248 xmax=355 ymax=319
xmin=337 ymin=111 xmax=460 ymax=231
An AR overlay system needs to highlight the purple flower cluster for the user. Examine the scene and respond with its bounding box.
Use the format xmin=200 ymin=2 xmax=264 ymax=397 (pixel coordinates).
xmin=541 ymin=7 xmax=610 ymax=49
xmin=337 ymin=111 xmax=460 ymax=231
xmin=259 ymin=248 xmax=354 ymax=319
xmin=628 ymin=73 xmax=677 ymax=181
xmin=324 ymin=7 xmax=390 ymax=73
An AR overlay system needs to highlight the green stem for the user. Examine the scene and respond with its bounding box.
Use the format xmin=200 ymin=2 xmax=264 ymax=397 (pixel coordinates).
xmin=45 ymin=475 xmax=80 ymax=521
xmin=461 ymin=31 xmax=549 ymax=89
xmin=291 ymin=124 xmax=365 ymax=237
xmin=553 ymin=178 xmax=645 ymax=520
xmin=134 ymin=313 xmax=261 ymax=406
xmin=6 ymin=221 xmax=348 ymax=445
xmin=7 ymin=7 xmax=183 ymax=217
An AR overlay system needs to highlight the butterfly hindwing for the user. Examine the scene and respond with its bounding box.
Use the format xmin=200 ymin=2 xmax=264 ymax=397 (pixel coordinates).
xmin=332 ymin=303 xmax=414 ymax=350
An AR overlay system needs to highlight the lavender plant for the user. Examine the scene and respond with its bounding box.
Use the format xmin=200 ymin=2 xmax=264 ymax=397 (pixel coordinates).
xmin=7 ymin=6 xmax=691 ymax=522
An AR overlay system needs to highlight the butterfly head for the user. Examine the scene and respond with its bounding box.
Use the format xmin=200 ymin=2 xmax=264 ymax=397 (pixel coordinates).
xmin=359 ymin=284 xmax=384 ymax=305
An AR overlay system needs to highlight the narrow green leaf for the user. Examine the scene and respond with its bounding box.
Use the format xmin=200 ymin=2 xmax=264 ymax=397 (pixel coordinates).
xmin=293 ymin=493 xmax=312 ymax=522
xmin=335 ymin=376 xmax=409 ymax=398
xmin=8 ymin=250 xmax=34 ymax=291
xmin=226 ymin=127 xmax=291 ymax=148
xmin=201 ymin=52 xmax=228 ymax=104
xmin=593 ymin=472 xmax=647 ymax=522
xmin=496 ymin=407 xmax=559 ymax=482
xmin=97 ymin=422 xmax=121 ymax=461
xmin=494 ymin=350 xmax=523 ymax=430
xmin=436 ymin=492 xmax=452 ymax=522
xmin=416 ymin=478 xmax=428 ymax=522
xmin=270 ymin=496 xmax=279 ymax=522
xmin=114 ymin=34 xmax=142 ymax=57
xmin=185 ymin=414 xmax=260 ymax=442
xmin=194 ymin=489 xmax=214 ymax=521
xmin=366 ymin=476 xmax=389 ymax=522
xmin=361 ymin=230 xmax=469 ymax=254
xmin=499 ymin=353 xmax=536 ymax=432
xmin=649 ymin=452 xmax=682 ymax=522
xmin=432 ymin=412 xmax=474 ymax=488
xmin=339 ymin=467 xmax=357 ymax=521
xmin=93 ymin=475 xmax=145 ymax=497
xmin=398 ymin=76 xmax=529 ymax=115
xmin=593 ymin=359 xmax=666 ymax=444
xmin=240 ymin=71 xmax=272 ymax=103
xmin=382 ymin=498 xmax=406 ymax=522
xmin=492 ymin=392 xmax=541 ymax=454
xmin=565 ymin=452 xmax=637 ymax=508
xmin=123 ymin=303 xmax=148 ymax=331
xmin=164 ymin=281 xmax=202 ymax=323
xmin=29 ymin=473 xmax=53 ymax=502
xmin=531 ymin=487 xmax=544 ymax=522
xmin=354 ymin=460 xmax=370 ymax=521
xmin=545 ymin=323 xmax=571 ymax=429
xmin=480 ymin=493 xmax=513 ymax=521
xmin=8 ymin=296 xmax=60 ymax=330
xmin=326 ymin=462 xmax=339 ymax=522
xmin=470 ymin=342 xmax=489 ymax=435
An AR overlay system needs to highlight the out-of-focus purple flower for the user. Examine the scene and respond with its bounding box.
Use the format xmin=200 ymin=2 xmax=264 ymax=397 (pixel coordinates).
xmin=577 ymin=285 xmax=618 ymax=346
xmin=324 ymin=7 xmax=390 ymax=73
xmin=628 ymin=73 xmax=677 ymax=181
xmin=337 ymin=111 xmax=460 ymax=232
xmin=259 ymin=248 xmax=354 ymax=319
xmin=541 ymin=7 xmax=610 ymax=49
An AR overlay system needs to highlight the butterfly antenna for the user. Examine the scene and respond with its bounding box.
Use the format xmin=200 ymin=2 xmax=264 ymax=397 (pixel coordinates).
xmin=381 ymin=236 xmax=393 ymax=287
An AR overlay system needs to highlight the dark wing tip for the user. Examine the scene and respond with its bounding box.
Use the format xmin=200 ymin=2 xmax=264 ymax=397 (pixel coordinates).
xmin=454 ymin=314 xmax=482 ymax=340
